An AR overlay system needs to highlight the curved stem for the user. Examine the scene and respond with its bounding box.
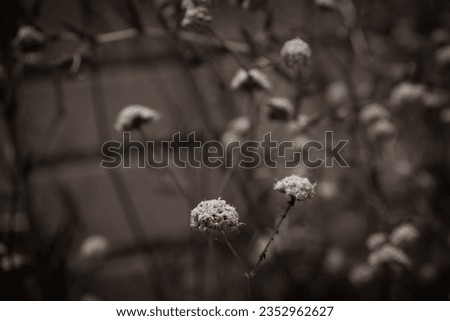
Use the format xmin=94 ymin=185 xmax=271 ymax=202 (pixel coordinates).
xmin=248 ymin=198 xmax=295 ymax=278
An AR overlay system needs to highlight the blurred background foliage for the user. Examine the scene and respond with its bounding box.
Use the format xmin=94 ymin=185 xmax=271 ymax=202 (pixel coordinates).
xmin=0 ymin=0 xmax=449 ymax=300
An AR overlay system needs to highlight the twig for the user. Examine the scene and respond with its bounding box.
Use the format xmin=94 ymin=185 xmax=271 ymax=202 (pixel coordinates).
xmin=248 ymin=197 xmax=295 ymax=278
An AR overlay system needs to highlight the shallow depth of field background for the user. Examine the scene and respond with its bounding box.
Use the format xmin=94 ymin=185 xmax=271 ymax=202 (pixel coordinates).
xmin=0 ymin=0 xmax=449 ymax=300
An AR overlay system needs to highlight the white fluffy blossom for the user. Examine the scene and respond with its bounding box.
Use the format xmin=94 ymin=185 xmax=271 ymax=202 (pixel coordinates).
xmin=79 ymin=235 xmax=109 ymax=260
xmin=280 ymin=38 xmax=312 ymax=72
xmin=274 ymin=174 xmax=316 ymax=201
xmin=366 ymin=232 xmax=388 ymax=251
xmin=181 ymin=6 xmax=212 ymax=28
xmin=348 ymin=263 xmax=376 ymax=287
xmin=230 ymin=68 xmax=271 ymax=91
xmin=390 ymin=223 xmax=420 ymax=247
xmin=190 ymin=198 xmax=242 ymax=233
xmin=367 ymin=119 xmax=397 ymax=140
xmin=368 ymin=244 xmax=411 ymax=268
xmin=389 ymin=82 xmax=426 ymax=108
xmin=266 ymin=97 xmax=295 ymax=121
xmin=435 ymin=45 xmax=450 ymax=67
xmin=114 ymin=105 xmax=161 ymax=132
xmin=359 ymin=103 xmax=390 ymax=124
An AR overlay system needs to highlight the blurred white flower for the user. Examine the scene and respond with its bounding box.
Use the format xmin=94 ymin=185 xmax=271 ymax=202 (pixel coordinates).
xmin=435 ymin=45 xmax=450 ymax=67
xmin=366 ymin=232 xmax=388 ymax=251
xmin=266 ymin=97 xmax=295 ymax=121
xmin=114 ymin=105 xmax=161 ymax=132
xmin=228 ymin=116 xmax=250 ymax=135
xmin=0 ymin=253 xmax=27 ymax=271
xmin=368 ymin=244 xmax=411 ymax=268
xmin=419 ymin=263 xmax=438 ymax=282
xmin=315 ymin=0 xmax=336 ymax=10
xmin=181 ymin=6 xmax=212 ymax=28
xmin=190 ymin=198 xmax=242 ymax=233
xmin=389 ymin=82 xmax=426 ymax=109
xmin=316 ymin=180 xmax=338 ymax=200
xmin=230 ymin=68 xmax=271 ymax=91
xmin=440 ymin=108 xmax=450 ymax=123
xmin=274 ymin=174 xmax=316 ymax=202
xmin=367 ymin=118 xmax=397 ymax=141
xmin=390 ymin=223 xmax=420 ymax=247
xmin=13 ymin=25 xmax=47 ymax=52
xmin=348 ymin=263 xmax=376 ymax=287
xmin=221 ymin=130 xmax=241 ymax=145
xmin=323 ymin=247 xmax=346 ymax=274
xmin=325 ymin=81 xmax=348 ymax=107
xmin=359 ymin=103 xmax=390 ymax=124
xmin=280 ymin=38 xmax=312 ymax=74
xmin=79 ymin=235 xmax=109 ymax=261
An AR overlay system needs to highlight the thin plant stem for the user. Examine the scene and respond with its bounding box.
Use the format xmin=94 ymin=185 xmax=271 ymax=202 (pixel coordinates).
xmin=248 ymin=198 xmax=295 ymax=278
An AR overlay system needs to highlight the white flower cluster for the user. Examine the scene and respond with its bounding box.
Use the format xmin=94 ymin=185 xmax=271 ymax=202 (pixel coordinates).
xmin=230 ymin=68 xmax=271 ymax=91
xmin=389 ymin=82 xmax=426 ymax=109
xmin=266 ymin=97 xmax=295 ymax=121
xmin=280 ymin=38 xmax=312 ymax=75
xmin=114 ymin=105 xmax=161 ymax=132
xmin=390 ymin=223 xmax=420 ymax=247
xmin=79 ymin=235 xmax=109 ymax=261
xmin=181 ymin=0 xmax=212 ymax=28
xmin=190 ymin=198 xmax=242 ymax=233
xmin=359 ymin=103 xmax=390 ymax=124
xmin=273 ymin=174 xmax=316 ymax=202
xmin=368 ymin=244 xmax=411 ymax=267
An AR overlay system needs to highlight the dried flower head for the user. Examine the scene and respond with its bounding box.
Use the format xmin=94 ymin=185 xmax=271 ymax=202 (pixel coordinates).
xmin=230 ymin=68 xmax=271 ymax=91
xmin=366 ymin=232 xmax=388 ymax=251
xmin=348 ymin=263 xmax=376 ymax=287
xmin=190 ymin=198 xmax=242 ymax=233
xmin=266 ymin=97 xmax=295 ymax=121
xmin=181 ymin=6 xmax=212 ymax=28
xmin=435 ymin=45 xmax=450 ymax=67
xmin=359 ymin=103 xmax=390 ymax=124
xmin=79 ymin=235 xmax=109 ymax=260
xmin=280 ymin=38 xmax=312 ymax=73
xmin=390 ymin=82 xmax=426 ymax=109
xmin=390 ymin=223 xmax=420 ymax=247
xmin=368 ymin=244 xmax=411 ymax=268
xmin=274 ymin=174 xmax=316 ymax=202
xmin=367 ymin=119 xmax=397 ymax=141
xmin=13 ymin=25 xmax=47 ymax=52
xmin=114 ymin=105 xmax=161 ymax=132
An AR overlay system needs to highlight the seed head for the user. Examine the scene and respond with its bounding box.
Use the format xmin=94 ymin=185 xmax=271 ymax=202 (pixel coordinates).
xmin=266 ymin=97 xmax=295 ymax=121
xmin=390 ymin=223 xmax=419 ymax=247
xmin=190 ymin=198 xmax=242 ymax=233
xmin=280 ymin=38 xmax=312 ymax=73
xmin=274 ymin=174 xmax=316 ymax=202
xmin=114 ymin=105 xmax=161 ymax=132
xmin=230 ymin=68 xmax=271 ymax=91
